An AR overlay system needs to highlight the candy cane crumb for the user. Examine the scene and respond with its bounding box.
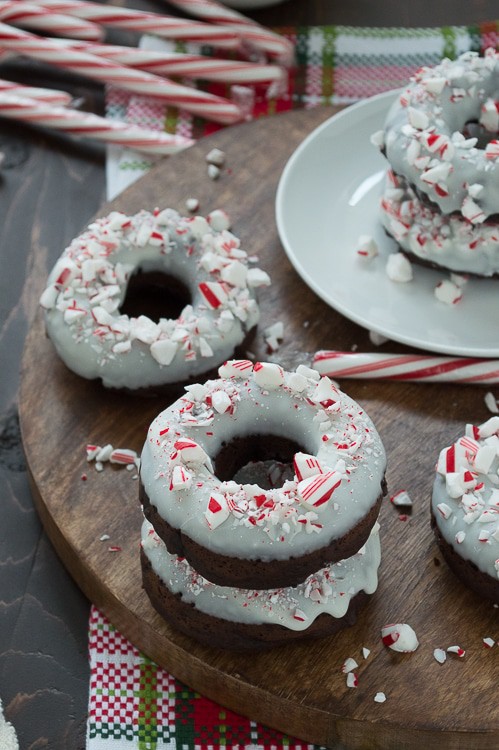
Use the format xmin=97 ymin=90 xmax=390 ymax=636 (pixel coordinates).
xmin=484 ymin=392 xmax=499 ymax=414
xmin=433 ymin=648 xmax=447 ymax=664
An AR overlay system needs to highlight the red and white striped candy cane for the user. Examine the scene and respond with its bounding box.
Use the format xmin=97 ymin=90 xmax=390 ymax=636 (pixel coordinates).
xmin=61 ymin=39 xmax=285 ymax=85
xmin=0 ymin=92 xmax=194 ymax=154
xmin=30 ymin=0 xmax=240 ymax=49
xmin=0 ymin=0 xmax=102 ymax=40
xmin=0 ymin=24 xmax=243 ymax=124
xmin=164 ymin=0 xmax=294 ymax=62
xmin=0 ymin=77 xmax=72 ymax=104
xmin=312 ymin=350 xmax=499 ymax=385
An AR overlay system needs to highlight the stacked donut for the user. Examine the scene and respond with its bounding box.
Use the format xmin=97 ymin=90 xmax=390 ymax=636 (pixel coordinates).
xmin=139 ymin=359 xmax=387 ymax=650
xmin=374 ymin=48 xmax=499 ymax=277
xmin=432 ymin=416 xmax=499 ymax=605
xmin=40 ymin=208 xmax=270 ymax=391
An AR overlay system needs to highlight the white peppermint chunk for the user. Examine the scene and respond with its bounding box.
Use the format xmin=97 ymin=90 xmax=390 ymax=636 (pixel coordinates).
xmin=212 ymin=390 xmax=232 ymax=414
xmin=386 ymin=253 xmax=413 ymax=283
xmin=150 ymin=338 xmax=178 ymax=366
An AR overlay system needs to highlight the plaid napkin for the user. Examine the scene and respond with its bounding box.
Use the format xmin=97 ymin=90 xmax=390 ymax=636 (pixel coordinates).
xmin=94 ymin=19 xmax=499 ymax=749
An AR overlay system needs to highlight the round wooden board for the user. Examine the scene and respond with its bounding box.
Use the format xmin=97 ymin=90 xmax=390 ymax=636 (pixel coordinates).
xmin=19 ymin=108 xmax=498 ymax=749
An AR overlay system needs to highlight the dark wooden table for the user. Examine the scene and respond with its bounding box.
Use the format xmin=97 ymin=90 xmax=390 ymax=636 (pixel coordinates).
xmin=1 ymin=1 xmax=498 ymax=748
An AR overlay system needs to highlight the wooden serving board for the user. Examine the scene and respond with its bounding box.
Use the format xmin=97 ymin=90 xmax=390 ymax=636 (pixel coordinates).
xmin=19 ymin=108 xmax=498 ymax=749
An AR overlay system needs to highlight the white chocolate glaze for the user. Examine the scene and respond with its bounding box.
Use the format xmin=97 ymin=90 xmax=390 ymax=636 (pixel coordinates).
xmin=432 ymin=417 xmax=499 ymax=582
xmin=140 ymin=361 xmax=386 ymax=562
xmin=381 ymin=49 xmax=499 ymax=221
xmin=40 ymin=209 xmax=270 ymax=390
xmin=141 ymin=517 xmax=381 ymax=630
xmin=380 ymin=174 xmax=499 ymax=276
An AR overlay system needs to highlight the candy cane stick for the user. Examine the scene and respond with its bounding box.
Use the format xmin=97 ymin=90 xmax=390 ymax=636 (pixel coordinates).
xmin=0 ymin=91 xmax=194 ymax=154
xmin=0 ymin=77 xmax=72 ymax=104
xmin=0 ymin=24 xmax=243 ymax=124
xmin=30 ymin=0 xmax=240 ymax=49
xmin=0 ymin=0 xmax=102 ymax=40
xmin=60 ymin=39 xmax=285 ymax=84
xmin=312 ymin=351 xmax=499 ymax=385
xmin=164 ymin=0 xmax=293 ymax=63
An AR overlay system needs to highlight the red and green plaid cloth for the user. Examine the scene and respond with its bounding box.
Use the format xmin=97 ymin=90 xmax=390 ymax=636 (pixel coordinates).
xmin=87 ymin=606 xmax=321 ymax=749
xmin=97 ymin=19 xmax=499 ymax=748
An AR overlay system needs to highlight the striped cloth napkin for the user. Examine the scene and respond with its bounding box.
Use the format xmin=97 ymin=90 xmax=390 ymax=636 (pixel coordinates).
xmin=94 ymin=19 xmax=499 ymax=749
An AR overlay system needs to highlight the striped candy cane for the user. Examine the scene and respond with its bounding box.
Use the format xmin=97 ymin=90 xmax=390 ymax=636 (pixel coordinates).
xmin=0 ymin=0 xmax=102 ymax=40
xmin=312 ymin=350 xmax=499 ymax=385
xmin=0 ymin=92 xmax=194 ymax=154
xmin=31 ymin=0 xmax=240 ymax=48
xmin=0 ymin=77 xmax=72 ymax=104
xmin=164 ymin=0 xmax=294 ymax=62
xmin=0 ymin=23 xmax=242 ymax=124
xmin=59 ymin=39 xmax=285 ymax=85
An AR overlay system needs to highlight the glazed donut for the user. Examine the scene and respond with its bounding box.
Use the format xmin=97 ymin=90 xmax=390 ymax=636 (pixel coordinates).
xmin=140 ymin=517 xmax=381 ymax=651
xmin=432 ymin=417 xmax=499 ymax=604
xmin=39 ymin=208 xmax=270 ymax=391
xmin=139 ymin=359 xmax=386 ymax=590
xmin=381 ymin=49 xmax=499 ymax=222
xmin=380 ymin=174 xmax=499 ymax=276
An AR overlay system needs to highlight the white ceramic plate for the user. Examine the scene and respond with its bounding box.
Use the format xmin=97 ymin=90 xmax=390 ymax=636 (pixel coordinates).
xmin=276 ymin=91 xmax=499 ymax=357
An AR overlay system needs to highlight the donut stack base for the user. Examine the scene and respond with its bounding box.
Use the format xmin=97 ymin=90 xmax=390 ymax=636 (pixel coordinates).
xmin=140 ymin=521 xmax=380 ymax=651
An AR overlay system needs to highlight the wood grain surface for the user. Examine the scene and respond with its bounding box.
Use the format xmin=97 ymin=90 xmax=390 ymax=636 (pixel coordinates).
xmin=19 ymin=108 xmax=499 ymax=750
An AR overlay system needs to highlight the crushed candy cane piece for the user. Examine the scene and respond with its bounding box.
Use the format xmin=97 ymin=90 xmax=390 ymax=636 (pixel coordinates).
xmin=434 ymin=279 xmax=463 ymax=305
xmin=433 ymin=648 xmax=447 ymax=664
xmin=483 ymin=637 xmax=495 ymax=648
xmin=362 ymin=647 xmax=371 ymax=659
xmin=446 ymin=645 xmax=465 ymax=657
xmin=297 ymin=471 xmax=341 ymax=510
xmin=185 ymin=197 xmax=199 ymax=212
xmin=206 ymin=147 xmax=225 ymax=167
xmin=173 ymin=439 xmax=208 ymax=465
xmin=96 ymin=444 xmax=113 ymax=462
xmin=205 ymin=492 xmax=230 ymax=529
xmin=381 ymin=623 xmax=419 ymax=652
xmin=264 ymin=321 xmax=284 ymax=352
xmin=341 ymin=657 xmax=358 ymax=674
xmin=484 ymin=392 xmax=499 ymax=414
xmin=207 ymin=164 xmax=220 ymax=180
xmin=356 ymin=234 xmax=378 ymax=260
xmin=211 ymin=390 xmax=232 ymax=414
xmin=369 ymin=330 xmax=388 ymax=346
xmin=219 ymin=359 xmax=253 ymax=378
xmin=386 ymin=253 xmax=413 ymax=283
xmin=346 ymin=672 xmax=358 ymax=688
xmin=293 ymin=452 xmax=323 ymax=482
xmin=170 ymin=464 xmax=193 ymax=490
xmin=207 ymin=208 xmax=230 ymax=232
xmin=99 ymin=534 xmax=110 ymax=541
xmin=374 ymin=692 xmax=387 ymax=703
xmin=390 ymin=490 xmax=413 ymax=507
xmin=253 ymin=361 xmax=284 ymax=390
xmin=110 ymin=448 xmax=137 ymax=465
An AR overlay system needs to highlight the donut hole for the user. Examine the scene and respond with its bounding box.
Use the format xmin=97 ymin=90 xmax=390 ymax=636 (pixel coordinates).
xmin=214 ymin=434 xmax=306 ymax=490
xmin=462 ymin=120 xmax=498 ymax=149
xmin=119 ymin=270 xmax=191 ymax=323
